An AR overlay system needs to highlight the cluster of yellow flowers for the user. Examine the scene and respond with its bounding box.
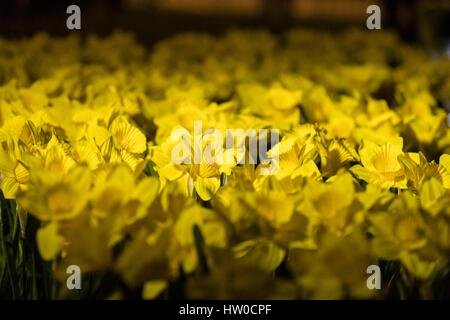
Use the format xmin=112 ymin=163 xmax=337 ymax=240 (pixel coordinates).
xmin=0 ymin=29 xmax=450 ymax=299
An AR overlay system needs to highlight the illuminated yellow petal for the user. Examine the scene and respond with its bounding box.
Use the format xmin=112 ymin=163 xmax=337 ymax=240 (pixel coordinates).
xmin=133 ymin=177 xmax=160 ymax=205
xmin=233 ymin=240 xmax=285 ymax=271
xmin=14 ymin=163 xmax=29 ymax=184
xmin=0 ymin=116 xmax=26 ymax=142
xmin=143 ymin=281 xmax=167 ymax=299
xmin=400 ymin=253 xmax=440 ymax=280
xmin=420 ymin=178 xmax=446 ymax=216
xmin=440 ymin=154 xmax=450 ymax=170
xmin=120 ymin=149 xmax=144 ymax=172
xmin=0 ymin=148 xmax=14 ymax=176
xmin=158 ymin=164 xmax=183 ymax=181
xmin=292 ymin=160 xmax=321 ymax=180
xmin=37 ymin=222 xmax=64 ymax=260
xmin=440 ymin=154 xmax=450 ymax=188
xmin=1 ymin=177 xmax=19 ymax=199
xmin=72 ymin=140 xmax=102 ymax=170
xmin=194 ymin=177 xmax=220 ymax=201
xmin=111 ymin=120 xmax=146 ymax=154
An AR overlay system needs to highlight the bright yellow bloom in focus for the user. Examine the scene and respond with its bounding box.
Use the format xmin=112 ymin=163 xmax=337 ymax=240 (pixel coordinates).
xmin=150 ymin=127 xmax=235 ymax=201
xmin=398 ymin=152 xmax=450 ymax=191
xmin=110 ymin=118 xmax=147 ymax=154
xmin=351 ymin=137 xmax=407 ymax=189
xmin=0 ymin=145 xmax=29 ymax=199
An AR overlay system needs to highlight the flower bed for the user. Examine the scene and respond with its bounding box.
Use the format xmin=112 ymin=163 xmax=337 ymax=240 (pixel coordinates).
xmin=0 ymin=29 xmax=449 ymax=299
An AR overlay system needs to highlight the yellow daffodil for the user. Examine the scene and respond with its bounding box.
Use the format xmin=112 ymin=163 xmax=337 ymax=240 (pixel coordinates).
xmin=369 ymin=192 xmax=443 ymax=279
xmin=351 ymin=137 xmax=407 ymax=189
xmin=17 ymin=166 xmax=91 ymax=221
xmin=0 ymin=144 xmax=29 ymax=198
xmin=398 ymin=152 xmax=450 ymax=191
xmin=289 ymin=231 xmax=377 ymax=299
xmin=301 ymin=173 xmax=365 ymax=235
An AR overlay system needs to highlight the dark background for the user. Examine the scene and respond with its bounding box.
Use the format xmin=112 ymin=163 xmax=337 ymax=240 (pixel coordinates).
xmin=0 ymin=0 xmax=449 ymax=50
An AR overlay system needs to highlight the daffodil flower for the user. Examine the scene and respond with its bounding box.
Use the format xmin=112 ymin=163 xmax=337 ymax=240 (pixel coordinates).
xmin=351 ymin=137 xmax=407 ymax=189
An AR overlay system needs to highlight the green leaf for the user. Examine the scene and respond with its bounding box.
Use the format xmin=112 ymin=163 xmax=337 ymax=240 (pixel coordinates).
xmin=193 ymin=225 xmax=209 ymax=274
